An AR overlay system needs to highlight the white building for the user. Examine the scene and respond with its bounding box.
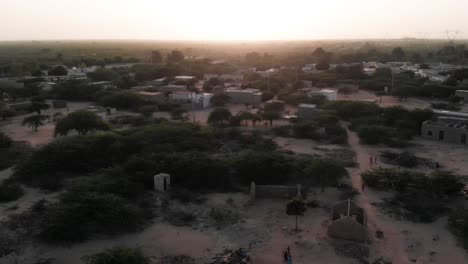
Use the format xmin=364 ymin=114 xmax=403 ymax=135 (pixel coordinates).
xmin=169 ymin=92 xmax=214 ymax=109
xmin=175 ymin=76 xmax=196 ymax=81
xmin=302 ymin=64 xmax=316 ymax=72
xmin=38 ymin=82 xmax=56 ymax=91
xmin=363 ymin=62 xmax=379 ymax=75
xmin=319 ymin=89 xmax=337 ymax=101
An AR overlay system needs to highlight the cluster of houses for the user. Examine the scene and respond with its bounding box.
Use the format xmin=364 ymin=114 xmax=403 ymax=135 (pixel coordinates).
xmin=302 ymin=61 xmax=464 ymax=83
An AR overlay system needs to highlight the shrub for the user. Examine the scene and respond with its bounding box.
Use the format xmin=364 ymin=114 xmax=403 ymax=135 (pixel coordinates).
xmin=0 ymin=180 xmax=24 ymax=202
xmin=449 ymin=209 xmax=468 ymax=250
xmin=357 ymin=126 xmax=390 ymax=145
xmin=39 ymin=192 xmax=146 ymax=243
xmin=54 ymin=111 xmax=111 ymax=136
xmin=82 ymin=247 xmax=152 ymax=264
xmin=0 ymin=131 xmax=12 ymax=148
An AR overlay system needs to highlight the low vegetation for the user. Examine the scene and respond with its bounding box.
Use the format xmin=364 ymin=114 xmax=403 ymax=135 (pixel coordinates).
xmin=82 ymin=247 xmax=152 ymax=264
xmin=0 ymin=180 xmax=24 ymax=203
xmin=362 ymin=168 xmax=464 ymax=222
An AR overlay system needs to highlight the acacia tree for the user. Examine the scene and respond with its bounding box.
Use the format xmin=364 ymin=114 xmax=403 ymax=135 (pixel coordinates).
xmin=210 ymin=93 xmax=230 ymax=107
xmin=303 ymin=160 xmax=348 ymax=192
xmin=208 ymin=108 xmax=232 ymax=127
xmin=22 ymin=115 xmax=49 ymax=132
xmin=286 ymin=197 xmax=306 ymax=231
xmin=261 ymin=110 xmax=280 ymax=126
xmin=54 ymin=111 xmax=111 ymax=136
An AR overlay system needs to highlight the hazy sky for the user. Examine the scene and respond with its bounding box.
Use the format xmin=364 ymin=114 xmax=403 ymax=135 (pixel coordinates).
xmin=1 ymin=0 xmax=467 ymax=41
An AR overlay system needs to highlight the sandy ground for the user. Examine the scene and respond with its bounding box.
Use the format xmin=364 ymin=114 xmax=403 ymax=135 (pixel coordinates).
xmin=345 ymin=126 xmax=468 ymax=264
xmin=0 ymin=101 xmax=93 ymax=147
xmin=0 ymin=168 xmax=59 ymax=222
xmin=2 ymin=99 xmax=468 ymax=263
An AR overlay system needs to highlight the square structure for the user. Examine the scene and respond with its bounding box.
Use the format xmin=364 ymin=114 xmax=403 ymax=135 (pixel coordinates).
xmin=154 ymin=173 xmax=171 ymax=192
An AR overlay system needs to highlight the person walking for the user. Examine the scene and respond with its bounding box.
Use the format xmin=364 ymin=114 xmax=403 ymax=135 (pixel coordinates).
xmin=286 ymin=246 xmax=292 ymax=264
xmin=369 ymin=155 xmax=373 ymax=165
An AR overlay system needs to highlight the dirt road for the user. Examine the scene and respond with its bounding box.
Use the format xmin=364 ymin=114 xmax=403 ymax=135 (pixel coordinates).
xmin=345 ymin=125 xmax=468 ymax=263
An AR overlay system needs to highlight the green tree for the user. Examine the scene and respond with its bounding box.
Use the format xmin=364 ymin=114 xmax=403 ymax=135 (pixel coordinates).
xmin=30 ymin=101 xmax=49 ymax=114
xmin=22 ymin=115 xmax=48 ymax=132
xmin=303 ymin=160 xmax=347 ymax=191
xmin=167 ymin=50 xmax=184 ymax=62
xmin=392 ymin=47 xmax=406 ymax=60
xmin=286 ymin=197 xmax=306 ymax=231
xmin=208 ymin=108 xmax=232 ymax=127
xmin=48 ymin=65 xmax=68 ymax=76
xmin=210 ymin=93 xmax=230 ymax=107
xmin=0 ymin=131 xmax=12 ymax=148
xmin=54 ymin=111 xmax=111 ymax=136
xmin=82 ymin=247 xmax=152 ymax=264
xmin=261 ymin=110 xmax=280 ymax=126
xmin=151 ymin=50 xmax=163 ymax=63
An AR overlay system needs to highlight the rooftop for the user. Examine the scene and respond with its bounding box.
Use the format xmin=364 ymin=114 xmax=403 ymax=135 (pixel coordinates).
xmin=320 ymin=89 xmax=337 ymax=94
xmin=433 ymin=110 xmax=468 ymax=118
xmin=298 ymin=104 xmax=317 ymax=109
xmin=137 ymin=91 xmax=162 ymax=96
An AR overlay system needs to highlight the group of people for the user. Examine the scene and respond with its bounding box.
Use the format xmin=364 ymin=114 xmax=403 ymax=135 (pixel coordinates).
xmin=369 ymin=155 xmax=378 ymax=165
xmin=282 ymin=246 xmax=292 ymax=264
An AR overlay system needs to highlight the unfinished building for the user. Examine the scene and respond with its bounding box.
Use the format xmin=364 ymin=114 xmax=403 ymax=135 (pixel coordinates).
xmin=328 ymin=200 xmax=367 ymax=242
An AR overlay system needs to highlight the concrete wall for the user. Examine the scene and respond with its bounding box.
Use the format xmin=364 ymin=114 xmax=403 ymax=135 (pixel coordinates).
xmin=421 ymin=121 xmax=468 ymax=145
xmin=251 ymin=183 xmax=301 ymax=199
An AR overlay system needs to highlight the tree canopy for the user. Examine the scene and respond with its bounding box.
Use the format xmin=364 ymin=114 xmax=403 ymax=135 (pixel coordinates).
xmin=54 ymin=111 xmax=111 ymax=136
xmin=208 ymin=108 xmax=232 ymax=127
xmin=22 ymin=114 xmax=48 ymax=132
xmin=286 ymin=197 xmax=306 ymax=231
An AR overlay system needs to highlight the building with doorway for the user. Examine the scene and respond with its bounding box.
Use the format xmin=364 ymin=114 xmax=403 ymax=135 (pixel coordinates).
xmin=154 ymin=173 xmax=170 ymax=192
xmin=421 ymin=117 xmax=468 ymax=145
xmin=328 ymin=200 xmax=367 ymax=242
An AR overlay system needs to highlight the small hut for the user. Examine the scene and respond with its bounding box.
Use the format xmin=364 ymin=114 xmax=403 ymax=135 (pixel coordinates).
xmin=328 ymin=199 xmax=367 ymax=242
xmin=154 ymin=173 xmax=170 ymax=192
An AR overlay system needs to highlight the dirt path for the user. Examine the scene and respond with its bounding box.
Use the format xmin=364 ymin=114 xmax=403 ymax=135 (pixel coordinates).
xmin=345 ymin=126 xmax=410 ymax=263
xmin=345 ymin=125 xmax=468 ymax=264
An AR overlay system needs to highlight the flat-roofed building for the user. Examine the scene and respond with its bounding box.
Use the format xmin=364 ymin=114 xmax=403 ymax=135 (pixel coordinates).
xmin=159 ymin=84 xmax=188 ymax=93
xmin=137 ymin=91 xmax=165 ymax=103
xmin=297 ymin=104 xmax=320 ymax=120
xmin=421 ymin=117 xmax=468 ymax=145
xmin=226 ymin=88 xmax=262 ymax=106
xmin=432 ymin=110 xmax=468 ymax=120
xmin=319 ymin=89 xmax=338 ymax=101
